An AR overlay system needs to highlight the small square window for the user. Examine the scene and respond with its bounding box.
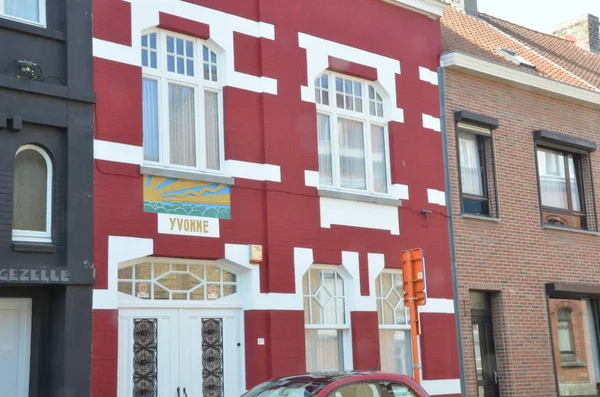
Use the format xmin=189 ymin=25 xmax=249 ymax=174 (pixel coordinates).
xmin=456 ymin=124 xmax=498 ymax=217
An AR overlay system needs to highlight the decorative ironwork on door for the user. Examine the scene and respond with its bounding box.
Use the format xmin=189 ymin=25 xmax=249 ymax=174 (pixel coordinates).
xmin=202 ymin=318 xmax=224 ymax=397
xmin=133 ymin=319 xmax=158 ymax=397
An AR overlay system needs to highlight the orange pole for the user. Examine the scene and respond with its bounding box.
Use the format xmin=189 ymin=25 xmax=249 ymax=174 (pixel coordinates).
xmin=404 ymin=253 xmax=421 ymax=384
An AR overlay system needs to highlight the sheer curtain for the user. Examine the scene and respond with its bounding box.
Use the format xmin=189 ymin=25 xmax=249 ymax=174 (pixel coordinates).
xmin=13 ymin=149 xmax=47 ymax=232
xmin=168 ymin=84 xmax=196 ymax=167
xmin=142 ymin=79 xmax=160 ymax=162
xmin=568 ymin=155 xmax=581 ymax=211
xmin=305 ymin=329 xmax=342 ymax=371
xmin=379 ymin=330 xmax=412 ymax=375
xmin=371 ymin=125 xmax=387 ymax=193
xmin=458 ymin=132 xmax=483 ymax=196
xmin=5 ymin=0 xmax=39 ymax=23
xmin=537 ymin=149 xmax=568 ymax=209
xmin=317 ymin=114 xmax=333 ymax=186
xmin=338 ymin=118 xmax=366 ymax=190
xmin=204 ymin=91 xmax=220 ymax=170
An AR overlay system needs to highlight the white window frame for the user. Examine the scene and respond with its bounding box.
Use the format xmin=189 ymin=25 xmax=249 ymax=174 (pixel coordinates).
xmin=376 ymin=270 xmax=413 ymax=375
xmin=303 ymin=265 xmax=351 ymax=371
xmin=316 ymin=72 xmax=392 ymax=197
xmin=142 ymin=29 xmax=225 ymax=175
xmin=0 ymin=0 xmax=46 ymax=27
xmin=12 ymin=144 xmax=52 ymax=243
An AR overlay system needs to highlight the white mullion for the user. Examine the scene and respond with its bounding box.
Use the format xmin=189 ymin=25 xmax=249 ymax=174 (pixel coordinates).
xmin=364 ymin=120 xmax=374 ymax=193
xmin=331 ymin=102 xmax=341 ymax=189
xmin=160 ymin=78 xmax=170 ymax=167
xmin=217 ymin=89 xmax=225 ymax=171
xmin=384 ymin=124 xmax=392 ymax=192
xmin=196 ymin=84 xmax=205 ymax=170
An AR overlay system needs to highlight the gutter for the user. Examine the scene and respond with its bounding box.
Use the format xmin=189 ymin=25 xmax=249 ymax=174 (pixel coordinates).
xmin=438 ymin=66 xmax=467 ymax=397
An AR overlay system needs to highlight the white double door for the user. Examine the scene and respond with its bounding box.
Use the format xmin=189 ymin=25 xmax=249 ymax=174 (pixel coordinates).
xmin=118 ymin=308 xmax=242 ymax=397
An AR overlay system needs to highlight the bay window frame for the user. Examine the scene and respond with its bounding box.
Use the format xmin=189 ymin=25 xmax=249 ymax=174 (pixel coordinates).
xmin=316 ymin=72 xmax=392 ymax=196
xmin=142 ymin=29 xmax=225 ymax=175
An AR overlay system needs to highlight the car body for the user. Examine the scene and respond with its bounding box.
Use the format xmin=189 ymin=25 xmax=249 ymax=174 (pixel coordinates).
xmin=242 ymin=371 xmax=430 ymax=397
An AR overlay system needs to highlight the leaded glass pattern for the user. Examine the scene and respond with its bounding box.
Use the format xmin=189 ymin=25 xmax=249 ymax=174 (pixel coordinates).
xmin=118 ymin=262 xmax=237 ymax=301
xmin=202 ymin=319 xmax=224 ymax=397
xmin=133 ymin=319 xmax=157 ymax=397
xmin=303 ymin=268 xmax=346 ymax=325
xmin=376 ymin=271 xmax=409 ymax=326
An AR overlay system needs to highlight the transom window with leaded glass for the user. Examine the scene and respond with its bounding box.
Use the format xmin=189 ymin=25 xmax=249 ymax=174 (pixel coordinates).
xmin=315 ymin=72 xmax=390 ymax=195
xmin=118 ymin=261 xmax=237 ymax=301
xmin=302 ymin=267 xmax=348 ymax=372
xmin=376 ymin=271 xmax=412 ymax=376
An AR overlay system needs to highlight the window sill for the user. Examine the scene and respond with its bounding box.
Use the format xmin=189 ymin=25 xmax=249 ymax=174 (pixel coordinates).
xmin=543 ymin=225 xmax=600 ymax=236
xmin=318 ymin=188 xmax=401 ymax=207
xmin=0 ymin=16 xmax=63 ymax=41
xmin=561 ymin=361 xmax=586 ymax=368
xmin=12 ymin=242 xmax=57 ymax=253
xmin=141 ymin=165 xmax=235 ymax=185
xmin=461 ymin=213 xmax=500 ymax=222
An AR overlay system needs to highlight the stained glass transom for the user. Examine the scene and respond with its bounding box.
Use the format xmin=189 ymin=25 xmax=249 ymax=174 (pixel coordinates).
xmin=303 ymin=268 xmax=346 ymax=325
xmin=118 ymin=262 xmax=237 ymax=301
xmin=376 ymin=272 xmax=409 ymax=326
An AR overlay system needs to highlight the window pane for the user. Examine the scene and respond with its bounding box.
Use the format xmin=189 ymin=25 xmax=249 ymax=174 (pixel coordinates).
xmin=186 ymin=41 xmax=193 ymax=57
xmin=550 ymin=299 xmax=600 ymax=396
xmin=186 ymin=60 xmax=194 ymax=77
xmin=338 ymin=118 xmax=366 ymax=190
xmin=305 ymin=329 xmax=342 ymax=372
xmin=167 ymin=55 xmax=175 ymax=73
xmin=371 ymin=125 xmax=388 ymax=193
xmin=150 ymin=52 xmax=157 ymax=69
xmin=142 ymin=79 xmax=160 ymax=162
xmin=167 ymin=36 xmax=174 ymax=53
xmin=204 ymin=91 xmax=220 ymax=170
xmin=458 ymin=132 xmax=484 ymax=196
xmin=379 ymin=330 xmax=412 ymax=376
xmin=150 ymin=33 xmax=156 ymax=49
xmin=168 ymin=84 xmax=196 ymax=167
xmin=538 ymin=149 xmax=568 ymax=209
xmin=142 ymin=49 xmax=148 ymax=67
xmin=568 ymin=155 xmax=581 ymax=212
xmin=317 ymin=114 xmax=333 ymax=186
xmin=13 ymin=149 xmax=47 ymax=232
xmin=4 ymin=0 xmax=39 ymax=22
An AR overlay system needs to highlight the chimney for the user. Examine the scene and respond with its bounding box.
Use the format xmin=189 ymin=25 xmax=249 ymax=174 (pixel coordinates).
xmin=553 ymin=14 xmax=600 ymax=54
xmin=452 ymin=0 xmax=478 ymax=16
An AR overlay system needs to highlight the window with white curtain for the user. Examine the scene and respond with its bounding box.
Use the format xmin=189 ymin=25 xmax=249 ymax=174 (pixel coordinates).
xmin=142 ymin=30 xmax=223 ymax=173
xmin=315 ymin=73 xmax=390 ymax=195
xmin=376 ymin=271 xmax=412 ymax=376
xmin=456 ymin=123 xmax=497 ymax=217
xmin=12 ymin=145 xmax=52 ymax=243
xmin=303 ymin=267 xmax=348 ymax=372
xmin=1 ymin=0 xmax=45 ymax=26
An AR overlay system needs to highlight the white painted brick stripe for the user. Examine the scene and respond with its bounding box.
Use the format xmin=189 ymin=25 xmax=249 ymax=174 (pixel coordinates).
xmin=304 ymin=170 xmax=319 ymax=187
xmin=420 ymin=298 xmax=454 ymax=314
xmin=390 ymin=184 xmax=409 ymax=200
xmin=94 ymin=140 xmax=143 ymax=165
xmin=422 ymin=114 xmax=441 ymax=132
xmin=419 ymin=66 xmax=439 ymax=86
xmin=427 ymin=188 xmax=446 ymax=206
xmin=422 ymin=379 xmax=461 ymax=396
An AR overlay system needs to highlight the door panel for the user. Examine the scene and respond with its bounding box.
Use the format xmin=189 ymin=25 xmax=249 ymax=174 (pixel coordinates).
xmin=471 ymin=312 xmax=499 ymax=397
xmin=0 ymin=299 xmax=31 ymax=397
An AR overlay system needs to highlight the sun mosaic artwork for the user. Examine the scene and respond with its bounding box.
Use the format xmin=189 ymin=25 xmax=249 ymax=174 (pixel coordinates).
xmin=143 ymin=175 xmax=231 ymax=220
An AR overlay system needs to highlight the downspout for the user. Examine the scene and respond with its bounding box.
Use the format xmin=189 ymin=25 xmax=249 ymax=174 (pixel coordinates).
xmin=438 ymin=66 xmax=467 ymax=397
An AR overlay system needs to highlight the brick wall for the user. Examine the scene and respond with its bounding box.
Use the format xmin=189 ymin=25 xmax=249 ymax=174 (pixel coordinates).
xmin=444 ymin=69 xmax=600 ymax=397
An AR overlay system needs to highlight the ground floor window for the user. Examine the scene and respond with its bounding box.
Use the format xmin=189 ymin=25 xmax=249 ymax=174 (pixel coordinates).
xmin=549 ymin=298 xmax=600 ymax=396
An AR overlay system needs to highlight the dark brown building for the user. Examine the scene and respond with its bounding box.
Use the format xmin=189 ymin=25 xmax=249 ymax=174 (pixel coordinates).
xmin=441 ymin=2 xmax=600 ymax=396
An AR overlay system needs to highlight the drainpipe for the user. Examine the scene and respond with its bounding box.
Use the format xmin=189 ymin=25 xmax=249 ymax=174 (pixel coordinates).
xmin=438 ymin=66 xmax=467 ymax=397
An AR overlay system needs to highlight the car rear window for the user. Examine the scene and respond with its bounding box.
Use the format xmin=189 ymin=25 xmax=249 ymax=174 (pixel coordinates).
xmin=243 ymin=379 xmax=329 ymax=397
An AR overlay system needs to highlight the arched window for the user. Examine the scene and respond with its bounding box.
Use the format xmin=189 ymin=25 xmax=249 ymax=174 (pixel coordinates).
xmin=376 ymin=271 xmax=412 ymax=375
xmin=12 ymin=145 xmax=52 ymax=243
xmin=558 ymin=308 xmax=576 ymax=362
xmin=141 ymin=30 xmax=224 ymax=173
xmin=303 ymin=266 xmax=348 ymax=372
xmin=315 ymin=72 xmax=390 ymax=194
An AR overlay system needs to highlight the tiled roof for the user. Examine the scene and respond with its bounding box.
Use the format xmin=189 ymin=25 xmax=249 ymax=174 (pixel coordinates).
xmin=441 ymin=6 xmax=600 ymax=92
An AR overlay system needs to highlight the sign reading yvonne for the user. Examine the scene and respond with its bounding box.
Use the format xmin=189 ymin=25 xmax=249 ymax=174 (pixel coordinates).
xmin=157 ymin=214 xmax=220 ymax=238
xmin=143 ymin=175 xmax=231 ymax=219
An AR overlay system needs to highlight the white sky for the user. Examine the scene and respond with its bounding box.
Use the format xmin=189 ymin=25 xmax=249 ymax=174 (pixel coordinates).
xmin=477 ymin=0 xmax=600 ymax=33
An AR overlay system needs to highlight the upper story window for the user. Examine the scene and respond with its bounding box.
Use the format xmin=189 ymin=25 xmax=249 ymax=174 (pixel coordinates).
xmin=303 ymin=267 xmax=348 ymax=372
xmin=142 ymin=30 xmax=223 ymax=173
xmin=1 ymin=0 xmax=45 ymax=26
xmin=12 ymin=145 xmax=52 ymax=243
xmin=456 ymin=122 xmax=498 ymax=217
xmin=376 ymin=271 xmax=412 ymax=375
xmin=315 ymin=73 xmax=390 ymax=195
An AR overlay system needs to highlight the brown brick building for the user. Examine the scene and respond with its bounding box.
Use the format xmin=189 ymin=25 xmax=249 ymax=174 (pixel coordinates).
xmin=441 ymin=2 xmax=600 ymax=397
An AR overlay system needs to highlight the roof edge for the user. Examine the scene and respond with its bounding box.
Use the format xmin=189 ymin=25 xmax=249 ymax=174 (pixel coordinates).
xmin=440 ymin=51 xmax=600 ymax=108
xmin=380 ymin=0 xmax=449 ymax=18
